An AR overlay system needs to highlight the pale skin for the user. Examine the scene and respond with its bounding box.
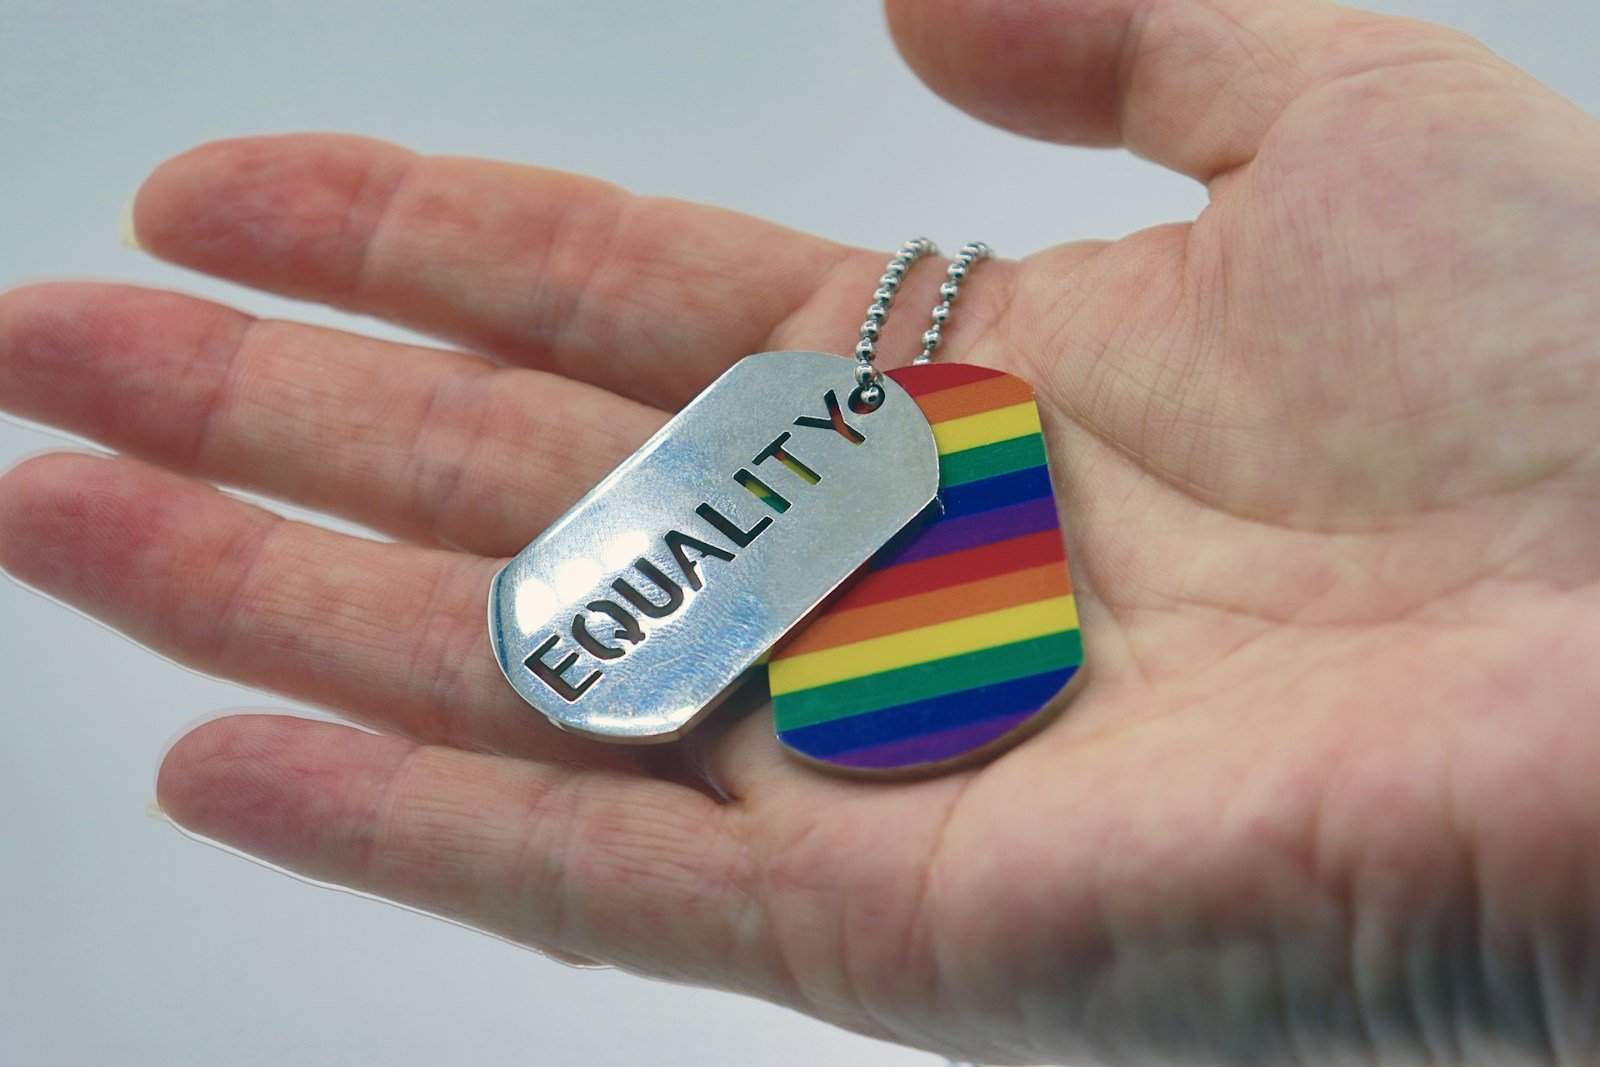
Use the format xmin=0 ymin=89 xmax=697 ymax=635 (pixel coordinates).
xmin=2 ymin=0 xmax=1598 ymax=1062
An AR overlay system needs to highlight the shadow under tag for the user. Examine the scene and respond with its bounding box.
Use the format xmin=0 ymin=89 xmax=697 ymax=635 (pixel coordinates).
xmin=488 ymin=351 xmax=939 ymax=742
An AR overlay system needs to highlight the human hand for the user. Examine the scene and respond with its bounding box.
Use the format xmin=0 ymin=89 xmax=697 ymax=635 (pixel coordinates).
xmin=2 ymin=0 xmax=1598 ymax=1062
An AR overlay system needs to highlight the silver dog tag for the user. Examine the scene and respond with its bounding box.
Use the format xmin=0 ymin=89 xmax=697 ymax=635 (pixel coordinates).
xmin=488 ymin=351 xmax=938 ymax=742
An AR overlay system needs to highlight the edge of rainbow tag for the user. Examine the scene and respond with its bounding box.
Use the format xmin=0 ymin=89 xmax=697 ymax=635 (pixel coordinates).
xmin=488 ymin=351 xmax=938 ymax=743
xmin=767 ymin=362 xmax=1084 ymax=776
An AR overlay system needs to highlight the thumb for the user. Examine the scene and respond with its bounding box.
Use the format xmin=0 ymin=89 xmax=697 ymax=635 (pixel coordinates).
xmin=885 ymin=0 xmax=1508 ymax=182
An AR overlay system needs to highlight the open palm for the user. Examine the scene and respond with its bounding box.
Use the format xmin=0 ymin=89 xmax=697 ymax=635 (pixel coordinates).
xmin=4 ymin=0 xmax=1599 ymax=1063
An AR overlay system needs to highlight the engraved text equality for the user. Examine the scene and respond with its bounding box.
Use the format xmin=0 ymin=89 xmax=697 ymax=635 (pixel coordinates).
xmin=525 ymin=389 xmax=867 ymax=702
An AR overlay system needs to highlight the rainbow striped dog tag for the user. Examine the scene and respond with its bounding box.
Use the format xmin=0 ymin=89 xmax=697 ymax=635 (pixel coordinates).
xmin=767 ymin=363 xmax=1083 ymax=774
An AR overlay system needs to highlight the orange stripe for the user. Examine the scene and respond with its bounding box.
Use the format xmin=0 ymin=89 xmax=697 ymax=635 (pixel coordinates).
xmin=916 ymin=374 xmax=1037 ymax=425
xmin=781 ymin=563 xmax=1072 ymax=656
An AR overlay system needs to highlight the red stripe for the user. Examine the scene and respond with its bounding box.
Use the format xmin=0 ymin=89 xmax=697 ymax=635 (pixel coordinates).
xmin=888 ymin=363 xmax=1004 ymax=397
xmin=828 ymin=530 xmax=1066 ymax=613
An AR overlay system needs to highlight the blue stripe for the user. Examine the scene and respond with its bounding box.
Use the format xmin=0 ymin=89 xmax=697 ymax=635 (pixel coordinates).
xmin=936 ymin=464 xmax=1052 ymax=521
xmin=777 ymin=666 xmax=1077 ymax=758
xmin=872 ymin=496 xmax=1059 ymax=569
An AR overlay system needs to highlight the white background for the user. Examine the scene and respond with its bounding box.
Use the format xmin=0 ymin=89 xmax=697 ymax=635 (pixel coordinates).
xmin=2 ymin=2 xmax=1596 ymax=1063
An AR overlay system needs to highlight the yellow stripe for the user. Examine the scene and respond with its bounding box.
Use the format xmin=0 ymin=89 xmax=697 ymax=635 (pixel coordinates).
xmin=933 ymin=401 xmax=1042 ymax=456
xmin=768 ymin=595 xmax=1077 ymax=696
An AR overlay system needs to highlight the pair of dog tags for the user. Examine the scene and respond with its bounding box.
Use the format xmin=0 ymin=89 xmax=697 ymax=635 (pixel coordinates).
xmin=488 ymin=347 xmax=1084 ymax=776
xmin=490 ymin=234 xmax=1082 ymax=775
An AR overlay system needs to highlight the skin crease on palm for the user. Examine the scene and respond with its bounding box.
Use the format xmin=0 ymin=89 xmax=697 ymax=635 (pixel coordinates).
xmin=1 ymin=0 xmax=1599 ymax=1061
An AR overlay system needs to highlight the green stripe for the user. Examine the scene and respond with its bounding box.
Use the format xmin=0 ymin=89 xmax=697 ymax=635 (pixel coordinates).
xmin=939 ymin=433 xmax=1047 ymax=487
xmin=773 ymin=629 xmax=1083 ymax=730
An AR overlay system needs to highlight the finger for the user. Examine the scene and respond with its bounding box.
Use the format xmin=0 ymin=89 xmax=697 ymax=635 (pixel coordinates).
xmin=886 ymin=0 xmax=1503 ymax=182
xmin=0 ymin=282 xmax=664 ymax=557
xmin=157 ymin=714 xmax=772 ymax=989
xmin=129 ymin=133 xmax=914 ymax=407
xmin=0 ymin=452 xmax=640 ymax=768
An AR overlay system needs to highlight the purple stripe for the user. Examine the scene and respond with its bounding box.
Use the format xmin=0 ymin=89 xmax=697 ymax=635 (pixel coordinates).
xmin=828 ymin=711 xmax=1033 ymax=769
xmin=876 ymin=496 xmax=1060 ymax=569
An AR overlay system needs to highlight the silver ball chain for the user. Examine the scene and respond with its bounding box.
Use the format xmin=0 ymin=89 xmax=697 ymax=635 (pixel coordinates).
xmin=852 ymin=238 xmax=994 ymax=407
xmin=852 ymin=236 xmax=938 ymax=408
xmin=914 ymin=241 xmax=993 ymax=365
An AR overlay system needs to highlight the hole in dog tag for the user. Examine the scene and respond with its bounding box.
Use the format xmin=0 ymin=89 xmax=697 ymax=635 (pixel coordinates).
xmin=488 ymin=351 xmax=939 ymax=742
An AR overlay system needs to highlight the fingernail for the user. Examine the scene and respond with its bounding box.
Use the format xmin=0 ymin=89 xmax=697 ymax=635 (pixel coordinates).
xmin=119 ymin=191 xmax=142 ymax=251
xmin=145 ymin=795 xmax=169 ymax=822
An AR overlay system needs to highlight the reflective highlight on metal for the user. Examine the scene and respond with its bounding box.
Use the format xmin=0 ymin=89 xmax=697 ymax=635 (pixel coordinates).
xmin=488 ymin=351 xmax=940 ymax=742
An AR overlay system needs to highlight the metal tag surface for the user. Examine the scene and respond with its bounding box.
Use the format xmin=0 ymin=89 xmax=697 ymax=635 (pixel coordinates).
xmin=488 ymin=351 xmax=938 ymax=742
